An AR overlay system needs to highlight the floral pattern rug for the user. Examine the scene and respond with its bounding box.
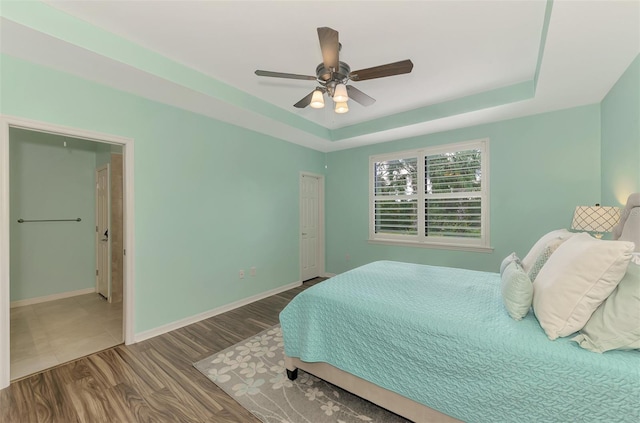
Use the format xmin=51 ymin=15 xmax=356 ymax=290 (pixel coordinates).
xmin=194 ymin=325 xmax=409 ymax=423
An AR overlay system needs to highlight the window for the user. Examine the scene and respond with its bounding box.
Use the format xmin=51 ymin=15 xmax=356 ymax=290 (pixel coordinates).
xmin=369 ymin=139 xmax=490 ymax=251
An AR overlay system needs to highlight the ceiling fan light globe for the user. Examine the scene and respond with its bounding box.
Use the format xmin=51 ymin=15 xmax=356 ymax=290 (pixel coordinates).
xmin=335 ymin=101 xmax=349 ymax=114
xmin=333 ymin=83 xmax=349 ymax=102
xmin=310 ymin=90 xmax=325 ymax=108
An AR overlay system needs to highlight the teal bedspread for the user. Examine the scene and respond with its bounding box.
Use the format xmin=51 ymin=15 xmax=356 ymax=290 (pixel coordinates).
xmin=279 ymin=261 xmax=640 ymax=423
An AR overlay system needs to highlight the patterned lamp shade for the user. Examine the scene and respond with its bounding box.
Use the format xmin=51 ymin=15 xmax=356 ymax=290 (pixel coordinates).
xmin=571 ymin=205 xmax=621 ymax=235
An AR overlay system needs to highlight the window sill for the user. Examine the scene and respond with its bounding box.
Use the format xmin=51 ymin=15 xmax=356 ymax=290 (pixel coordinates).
xmin=368 ymin=239 xmax=494 ymax=253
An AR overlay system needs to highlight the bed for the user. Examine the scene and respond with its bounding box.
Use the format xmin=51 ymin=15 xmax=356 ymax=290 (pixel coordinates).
xmin=279 ymin=195 xmax=640 ymax=423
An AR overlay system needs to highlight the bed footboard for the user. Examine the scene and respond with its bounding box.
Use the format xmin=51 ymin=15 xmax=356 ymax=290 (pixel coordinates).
xmin=284 ymin=355 xmax=461 ymax=423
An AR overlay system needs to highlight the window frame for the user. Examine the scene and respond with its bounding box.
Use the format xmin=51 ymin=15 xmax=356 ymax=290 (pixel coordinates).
xmin=368 ymin=138 xmax=491 ymax=252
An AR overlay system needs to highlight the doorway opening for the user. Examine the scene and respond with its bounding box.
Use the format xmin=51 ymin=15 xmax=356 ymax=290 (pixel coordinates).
xmin=0 ymin=116 xmax=135 ymax=389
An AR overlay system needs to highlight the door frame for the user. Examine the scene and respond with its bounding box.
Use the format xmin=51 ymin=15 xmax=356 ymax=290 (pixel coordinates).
xmin=0 ymin=115 xmax=136 ymax=389
xmin=299 ymin=172 xmax=325 ymax=281
xmin=95 ymin=163 xmax=112 ymax=300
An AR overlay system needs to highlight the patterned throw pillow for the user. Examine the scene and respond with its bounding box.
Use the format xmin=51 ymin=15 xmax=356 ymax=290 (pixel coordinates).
xmin=521 ymin=229 xmax=575 ymax=272
xmin=527 ymin=238 xmax=566 ymax=282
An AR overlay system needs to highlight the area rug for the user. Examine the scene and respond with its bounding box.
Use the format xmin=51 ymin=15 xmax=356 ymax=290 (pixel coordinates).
xmin=194 ymin=325 xmax=409 ymax=423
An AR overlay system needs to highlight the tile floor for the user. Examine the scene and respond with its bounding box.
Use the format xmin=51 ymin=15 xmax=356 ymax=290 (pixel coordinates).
xmin=10 ymin=293 xmax=123 ymax=380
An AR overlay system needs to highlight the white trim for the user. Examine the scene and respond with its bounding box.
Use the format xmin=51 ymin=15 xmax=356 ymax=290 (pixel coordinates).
xmin=134 ymin=281 xmax=302 ymax=343
xmin=0 ymin=115 xmax=136 ymax=389
xmin=0 ymin=119 xmax=11 ymax=389
xmin=323 ymin=273 xmax=337 ymax=278
xmin=122 ymin=135 xmax=135 ymax=347
xmin=368 ymin=239 xmax=494 ymax=253
xmin=10 ymin=287 xmax=96 ymax=308
xmin=299 ymin=172 xmax=326 ymax=281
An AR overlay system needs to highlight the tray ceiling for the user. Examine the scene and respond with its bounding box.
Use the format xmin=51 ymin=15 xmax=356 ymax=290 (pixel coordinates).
xmin=1 ymin=1 xmax=638 ymax=152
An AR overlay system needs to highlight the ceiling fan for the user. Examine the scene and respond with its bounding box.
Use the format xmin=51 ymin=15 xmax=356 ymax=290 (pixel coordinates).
xmin=255 ymin=27 xmax=414 ymax=114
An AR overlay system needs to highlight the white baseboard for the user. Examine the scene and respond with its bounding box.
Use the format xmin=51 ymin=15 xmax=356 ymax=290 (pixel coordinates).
xmin=10 ymin=287 xmax=96 ymax=308
xmin=134 ymin=280 xmax=302 ymax=343
xmin=323 ymin=273 xmax=337 ymax=277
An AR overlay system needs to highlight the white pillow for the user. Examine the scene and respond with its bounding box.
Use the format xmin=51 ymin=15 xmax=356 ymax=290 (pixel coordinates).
xmin=521 ymin=229 xmax=574 ymax=272
xmin=532 ymin=233 xmax=634 ymax=340
xmin=572 ymin=262 xmax=640 ymax=352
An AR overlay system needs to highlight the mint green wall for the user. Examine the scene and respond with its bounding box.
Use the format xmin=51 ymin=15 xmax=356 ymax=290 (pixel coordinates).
xmin=9 ymin=129 xmax=97 ymax=301
xmin=1 ymin=54 xmax=325 ymax=333
xmin=601 ymin=54 xmax=640 ymax=207
xmin=325 ymin=105 xmax=602 ymax=274
xmin=95 ymin=143 xmax=112 ymax=167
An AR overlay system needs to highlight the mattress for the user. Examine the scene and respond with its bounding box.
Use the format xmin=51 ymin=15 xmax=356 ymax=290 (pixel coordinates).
xmin=279 ymin=260 xmax=640 ymax=423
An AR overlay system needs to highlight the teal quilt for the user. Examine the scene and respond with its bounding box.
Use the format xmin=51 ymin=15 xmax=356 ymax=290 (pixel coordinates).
xmin=279 ymin=261 xmax=640 ymax=423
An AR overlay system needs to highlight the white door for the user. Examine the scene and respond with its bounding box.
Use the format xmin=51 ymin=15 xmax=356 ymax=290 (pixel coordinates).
xmin=301 ymin=174 xmax=322 ymax=281
xmin=96 ymin=164 xmax=110 ymax=299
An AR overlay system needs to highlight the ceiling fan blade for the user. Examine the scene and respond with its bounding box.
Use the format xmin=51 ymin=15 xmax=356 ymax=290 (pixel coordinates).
xmin=255 ymin=70 xmax=317 ymax=81
xmin=346 ymin=85 xmax=376 ymax=106
xmin=293 ymin=90 xmax=316 ymax=108
xmin=317 ymin=27 xmax=339 ymax=70
xmin=349 ymin=59 xmax=414 ymax=81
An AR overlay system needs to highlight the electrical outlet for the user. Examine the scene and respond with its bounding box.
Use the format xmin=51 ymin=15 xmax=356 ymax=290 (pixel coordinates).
xmin=239 ymin=270 xmax=245 ymax=279
xmin=345 ymin=253 xmax=350 ymax=261
xmin=250 ymin=267 xmax=256 ymax=277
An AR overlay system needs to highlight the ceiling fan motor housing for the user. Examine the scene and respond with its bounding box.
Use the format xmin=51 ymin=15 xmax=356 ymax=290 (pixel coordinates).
xmin=316 ymin=61 xmax=351 ymax=83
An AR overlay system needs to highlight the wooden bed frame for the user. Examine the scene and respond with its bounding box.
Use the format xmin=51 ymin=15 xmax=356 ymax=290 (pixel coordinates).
xmin=285 ymin=355 xmax=462 ymax=423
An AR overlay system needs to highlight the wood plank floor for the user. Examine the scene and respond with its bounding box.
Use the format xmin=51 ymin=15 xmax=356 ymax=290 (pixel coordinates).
xmin=1 ymin=278 xmax=325 ymax=423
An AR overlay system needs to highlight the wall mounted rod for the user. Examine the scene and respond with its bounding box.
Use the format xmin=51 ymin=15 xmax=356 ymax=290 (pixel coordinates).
xmin=17 ymin=218 xmax=81 ymax=223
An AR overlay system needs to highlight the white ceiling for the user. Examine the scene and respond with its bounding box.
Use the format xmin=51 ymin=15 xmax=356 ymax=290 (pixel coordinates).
xmin=1 ymin=1 xmax=639 ymax=152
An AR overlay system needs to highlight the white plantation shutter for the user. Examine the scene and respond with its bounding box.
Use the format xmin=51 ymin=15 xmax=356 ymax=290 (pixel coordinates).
xmin=425 ymin=149 xmax=482 ymax=239
xmin=369 ymin=140 xmax=490 ymax=250
xmin=425 ymin=197 xmax=482 ymax=237
xmin=373 ymin=157 xmax=418 ymax=235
